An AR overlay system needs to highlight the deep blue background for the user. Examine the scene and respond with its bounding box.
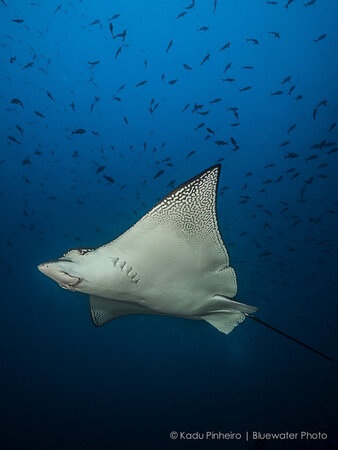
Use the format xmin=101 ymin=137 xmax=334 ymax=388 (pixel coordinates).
xmin=0 ymin=1 xmax=337 ymax=449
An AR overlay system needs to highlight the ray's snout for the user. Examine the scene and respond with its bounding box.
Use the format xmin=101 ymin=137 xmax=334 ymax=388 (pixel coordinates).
xmin=37 ymin=262 xmax=58 ymax=279
xmin=37 ymin=260 xmax=82 ymax=291
xmin=37 ymin=263 xmax=48 ymax=274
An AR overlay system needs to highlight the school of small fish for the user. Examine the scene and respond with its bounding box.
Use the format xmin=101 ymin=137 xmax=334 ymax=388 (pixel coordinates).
xmin=0 ymin=0 xmax=336 ymax=304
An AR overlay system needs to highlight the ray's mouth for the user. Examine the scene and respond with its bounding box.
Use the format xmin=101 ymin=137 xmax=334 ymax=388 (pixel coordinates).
xmin=58 ymin=271 xmax=83 ymax=291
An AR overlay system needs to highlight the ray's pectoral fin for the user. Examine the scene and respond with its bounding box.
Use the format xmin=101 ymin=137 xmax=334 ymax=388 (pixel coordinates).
xmin=201 ymin=295 xmax=258 ymax=335
xmin=89 ymin=295 xmax=154 ymax=327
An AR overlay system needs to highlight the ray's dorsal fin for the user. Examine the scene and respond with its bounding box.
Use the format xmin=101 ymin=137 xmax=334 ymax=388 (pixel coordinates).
xmin=112 ymin=164 xmax=230 ymax=270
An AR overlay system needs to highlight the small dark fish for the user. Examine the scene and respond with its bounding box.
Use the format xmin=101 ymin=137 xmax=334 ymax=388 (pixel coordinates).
xmin=214 ymin=140 xmax=227 ymax=146
xmin=304 ymin=0 xmax=317 ymax=6
xmin=16 ymin=125 xmax=24 ymax=135
xmin=112 ymin=96 xmax=121 ymax=102
xmin=114 ymin=29 xmax=127 ymax=40
xmin=88 ymin=60 xmax=100 ymax=65
xmin=23 ymin=62 xmax=34 ymax=70
xmin=103 ymin=175 xmax=114 ymax=183
xmin=10 ymin=56 xmax=16 ymax=63
xmin=285 ymin=152 xmax=299 ymax=159
xmin=281 ymin=76 xmax=291 ymax=84
xmin=245 ymin=38 xmax=259 ymax=45
xmin=34 ymin=111 xmax=45 ymax=118
xmin=22 ymin=157 xmax=31 ymax=166
xmin=295 ymin=95 xmax=303 ymax=101
xmin=209 ymin=98 xmax=222 ymax=104
xmin=305 ymin=154 xmax=318 ymax=162
xmin=109 ymin=22 xmax=115 ymax=37
xmin=54 ymin=4 xmax=62 ymax=13
xmin=12 ymin=18 xmax=24 ymax=23
xmin=154 ymin=170 xmax=164 ymax=179
xmin=305 ymin=177 xmax=314 ymax=184
xmin=287 ymin=124 xmax=296 ymax=134
xmin=239 ymin=86 xmax=252 ymax=92
xmin=182 ymin=104 xmax=190 ymax=112
xmin=91 ymin=130 xmax=100 ymax=136
xmin=184 ymin=0 xmax=195 ymax=9
xmin=70 ymin=102 xmax=75 ymax=111
xmin=195 ymin=123 xmax=205 ymax=130
xmin=275 ymin=176 xmax=283 ymax=183
xmin=168 ymin=79 xmax=178 ymax=85
xmin=192 ymin=103 xmax=203 ymax=113
xmin=46 ymin=91 xmax=55 ymax=102
xmin=200 ymin=54 xmax=210 ymax=66
xmin=176 ymin=11 xmax=187 ymax=19
xmin=224 ymin=62 xmax=232 ymax=72
xmin=124 ymin=116 xmax=128 ymax=126
xmin=268 ymin=31 xmax=280 ymax=39
xmin=8 ymin=136 xmax=21 ymax=144
xmin=219 ymin=42 xmax=230 ymax=51
xmin=284 ymin=0 xmax=295 ymax=8
xmin=222 ymin=78 xmax=235 ymax=82
xmin=96 ymin=166 xmax=105 ymax=174
xmin=314 ymin=34 xmax=327 ymax=43
xmin=108 ymin=14 xmax=120 ymax=20
xmin=186 ymin=151 xmax=195 ymax=159
xmin=242 ymin=66 xmax=254 ymax=69
xmin=115 ymin=47 xmax=122 ymax=58
xmin=11 ymin=98 xmax=24 ymax=107
xmin=329 ymin=123 xmax=336 ymax=132
xmin=280 ymin=141 xmax=290 ymax=147
xmin=328 ymin=147 xmax=338 ymax=154
xmin=271 ymin=90 xmax=283 ymax=96
xmin=89 ymin=19 xmax=100 ymax=26
xmin=117 ymin=84 xmax=125 ymax=92
xmin=166 ymin=40 xmax=173 ymax=53
xmin=136 ymin=80 xmax=147 ymax=87
xmin=71 ymin=129 xmax=86 ymax=135
xmin=317 ymin=99 xmax=327 ymax=107
xmin=227 ymin=107 xmax=239 ymax=119
xmin=167 ymin=180 xmax=176 ymax=188
xmin=264 ymin=163 xmax=275 ymax=168
xmin=183 ymin=63 xmax=192 ymax=70
xmin=288 ymin=85 xmax=296 ymax=95
xmin=206 ymin=128 xmax=215 ymax=135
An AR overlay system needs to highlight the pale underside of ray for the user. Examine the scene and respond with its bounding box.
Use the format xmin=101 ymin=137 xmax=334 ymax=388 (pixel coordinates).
xmin=89 ymin=164 xmax=257 ymax=334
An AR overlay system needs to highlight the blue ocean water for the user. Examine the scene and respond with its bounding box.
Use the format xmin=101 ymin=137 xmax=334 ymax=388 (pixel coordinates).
xmin=0 ymin=1 xmax=337 ymax=449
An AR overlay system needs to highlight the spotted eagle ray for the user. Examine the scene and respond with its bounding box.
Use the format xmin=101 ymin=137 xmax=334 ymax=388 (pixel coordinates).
xmin=38 ymin=165 xmax=333 ymax=361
